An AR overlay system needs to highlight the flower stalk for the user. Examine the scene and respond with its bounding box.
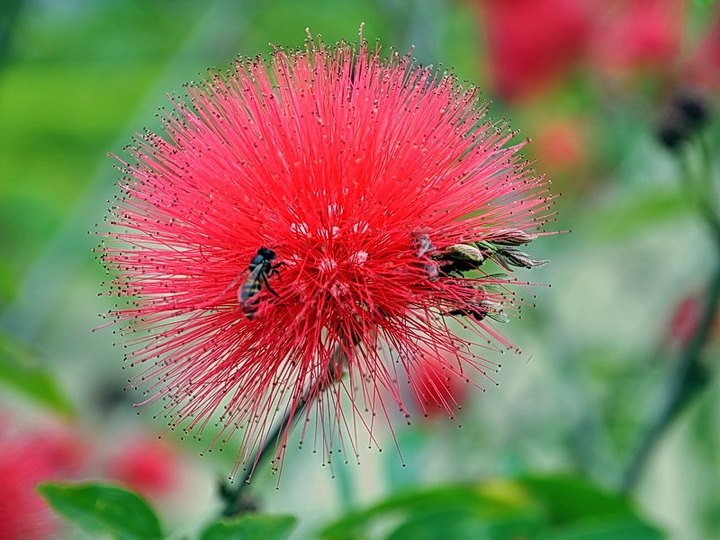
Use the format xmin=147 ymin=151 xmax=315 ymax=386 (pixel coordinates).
xmin=622 ymin=259 xmax=720 ymax=491
xmin=623 ymin=117 xmax=719 ymax=491
xmin=220 ymin=342 xmax=347 ymax=516
xmin=219 ymin=393 xmax=309 ymax=516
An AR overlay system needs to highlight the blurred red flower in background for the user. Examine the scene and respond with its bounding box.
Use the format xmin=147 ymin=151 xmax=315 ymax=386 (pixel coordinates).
xmin=475 ymin=0 xmax=689 ymax=102
xmin=104 ymin=437 xmax=179 ymax=498
xmin=408 ymin=349 xmax=469 ymax=420
xmin=533 ymin=117 xmax=588 ymax=175
xmin=588 ymin=0 xmax=685 ymax=77
xmin=685 ymin=17 xmax=720 ymax=91
xmin=0 ymin=421 xmax=86 ymax=540
xmin=101 ymin=33 xmax=553 ymax=480
xmin=475 ymin=0 xmax=591 ymax=102
xmin=669 ymin=294 xmax=720 ymax=349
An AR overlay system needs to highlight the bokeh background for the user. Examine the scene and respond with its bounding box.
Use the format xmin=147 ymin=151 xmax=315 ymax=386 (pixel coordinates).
xmin=1 ymin=0 xmax=719 ymax=538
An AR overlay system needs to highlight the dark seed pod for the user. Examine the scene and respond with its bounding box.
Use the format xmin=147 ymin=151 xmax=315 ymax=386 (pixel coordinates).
xmin=657 ymin=85 xmax=712 ymax=151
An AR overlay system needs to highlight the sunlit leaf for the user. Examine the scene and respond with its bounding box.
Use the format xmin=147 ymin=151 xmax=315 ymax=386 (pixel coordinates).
xmin=319 ymin=475 xmax=666 ymax=540
xmin=38 ymin=483 xmax=163 ymax=540
xmin=200 ymin=514 xmax=297 ymax=540
xmin=320 ymin=484 xmax=543 ymax=540
xmin=517 ymin=474 xmax=632 ymax=522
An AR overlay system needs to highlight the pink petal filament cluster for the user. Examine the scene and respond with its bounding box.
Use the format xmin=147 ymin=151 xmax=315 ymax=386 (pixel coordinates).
xmin=101 ymin=32 xmax=553 ymax=479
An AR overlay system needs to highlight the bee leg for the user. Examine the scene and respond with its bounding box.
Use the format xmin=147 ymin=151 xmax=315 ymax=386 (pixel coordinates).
xmin=269 ymin=262 xmax=284 ymax=279
xmin=261 ymin=273 xmax=281 ymax=297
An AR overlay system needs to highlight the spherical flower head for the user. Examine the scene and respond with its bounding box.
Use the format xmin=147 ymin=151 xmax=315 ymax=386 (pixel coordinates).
xmin=100 ymin=31 xmax=554 ymax=480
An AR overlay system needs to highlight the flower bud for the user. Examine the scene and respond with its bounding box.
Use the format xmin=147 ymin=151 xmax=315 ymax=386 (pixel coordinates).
xmin=446 ymin=243 xmax=485 ymax=263
xmin=482 ymin=229 xmax=538 ymax=246
xmin=494 ymin=247 xmax=548 ymax=269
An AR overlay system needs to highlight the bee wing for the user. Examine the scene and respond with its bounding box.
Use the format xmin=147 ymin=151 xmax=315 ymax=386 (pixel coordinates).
xmin=238 ymin=264 xmax=265 ymax=304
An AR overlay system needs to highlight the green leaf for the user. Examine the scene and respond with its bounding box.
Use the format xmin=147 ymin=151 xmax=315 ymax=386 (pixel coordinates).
xmin=543 ymin=517 xmax=664 ymax=540
xmin=319 ymin=475 xmax=666 ymax=540
xmin=0 ymin=332 xmax=74 ymax=417
xmin=38 ymin=482 xmax=163 ymax=540
xmin=514 ymin=476 xmax=665 ymax=539
xmin=320 ymin=484 xmax=544 ymax=540
xmin=516 ymin=474 xmax=633 ymax=523
xmin=386 ymin=509 xmax=543 ymax=540
xmin=200 ymin=514 xmax=297 ymax=540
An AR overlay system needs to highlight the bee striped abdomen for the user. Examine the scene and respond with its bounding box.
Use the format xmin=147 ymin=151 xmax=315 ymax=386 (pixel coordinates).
xmin=239 ymin=247 xmax=278 ymax=319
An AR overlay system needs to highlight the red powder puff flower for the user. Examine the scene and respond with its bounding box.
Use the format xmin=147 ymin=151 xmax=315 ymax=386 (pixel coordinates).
xmin=100 ymin=30 xmax=554 ymax=480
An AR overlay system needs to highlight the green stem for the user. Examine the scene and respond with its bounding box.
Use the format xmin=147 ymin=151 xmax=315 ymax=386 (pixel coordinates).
xmin=220 ymin=396 xmax=309 ymax=517
xmin=621 ymin=261 xmax=720 ymax=492
xmin=698 ymin=134 xmax=720 ymax=241
xmin=622 ymin=130 xmax=720 ymax=492
xmin=220 ymin=343 xmax=347 ymax=516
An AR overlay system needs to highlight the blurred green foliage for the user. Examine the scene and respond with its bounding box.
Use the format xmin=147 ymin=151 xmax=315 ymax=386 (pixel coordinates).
xmin=0 ymin=330 xmax=74 ymax=417
xmin=321 ymin=475 xmax=663 ymax=540
xmin=39 ymin=481 xmax=299 ymax=540
xmin=200 ymin=514 xmax=298 ymax=540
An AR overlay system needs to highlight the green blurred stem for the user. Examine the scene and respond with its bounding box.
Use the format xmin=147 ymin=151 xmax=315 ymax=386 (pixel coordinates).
xmin=220 ymin=396 xmax=309 ymax=517
xmin=621 ymin=261 xmax=720 ymax=492
xmin=220 ymin=344 xmax=347 ymax=516
xmin=622 ymin=136 xmax=720 ymax=492
xmin=679 ymin=135 xmax=720 ymax=242
xmin=698 ymin=135 xmax=720 ymax=240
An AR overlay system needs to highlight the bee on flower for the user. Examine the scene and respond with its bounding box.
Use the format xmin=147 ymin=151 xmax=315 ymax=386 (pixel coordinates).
xmin=238 ymin=247 xmax=281 ymax=319
xmin=100 ymin=28 xmax=554 ymax=481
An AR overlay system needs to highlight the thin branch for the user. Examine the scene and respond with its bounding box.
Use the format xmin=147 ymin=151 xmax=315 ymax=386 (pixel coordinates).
xmin=220 ymin=395 xmax=309 ymax=517
xmin=622 ymin=128 xmax=720 ymax=492
xmin=219 ymin=342 xmax=347 ymax=517
xmin=622 ymin=257 xmax=720 ymax=492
